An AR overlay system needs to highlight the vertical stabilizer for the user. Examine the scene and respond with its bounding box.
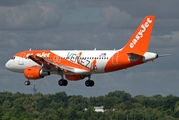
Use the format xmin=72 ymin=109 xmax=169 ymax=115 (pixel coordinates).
xmin=122 ymin=16 xmax=155 ymax=54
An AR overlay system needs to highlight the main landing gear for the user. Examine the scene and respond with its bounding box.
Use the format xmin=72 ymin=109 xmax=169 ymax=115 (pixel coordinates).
xmin=58 ymin=79 xmax=68 ymax=86
xmin=24 ymin=80 xmax=30 ymax=86
xmin=24 ymin=73 xmax=95 ymax=87
xmin=57 ymin=74 xmax=95 ymax=87
xmin=58 ymin=69 xmax=68 ymax=86
xmin=85 ymin=80 xmax=94 ymax=87
xmin=85 ymin=75 xmax=94 ymax=87
xmin=58 ymin=79 xmax=94 ymax=87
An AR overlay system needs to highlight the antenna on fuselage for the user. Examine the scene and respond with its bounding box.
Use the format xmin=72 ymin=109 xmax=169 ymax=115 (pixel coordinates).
xmin=29 ymin=48 xmax=32 ymax=51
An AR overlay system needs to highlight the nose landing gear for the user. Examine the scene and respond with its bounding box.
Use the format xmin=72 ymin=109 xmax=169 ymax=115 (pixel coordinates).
xmin=24 ymin=80 xmax=30 ymax=86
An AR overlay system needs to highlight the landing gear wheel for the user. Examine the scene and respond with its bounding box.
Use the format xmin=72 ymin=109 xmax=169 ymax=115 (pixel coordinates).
xmin=58 ymin=79 xmax=68 ymax=86
xmin=85 ymin=80 xmax=94 ymax=87
xmin=85 ymin=80 xmax=90 ymax=87
xmin=63 ymin=80 xmax=68 ymax=86
xmin=24 ymin=81 xmax=31 ymax=86
xmin=90 ymin=80 xmax=94 ymax=87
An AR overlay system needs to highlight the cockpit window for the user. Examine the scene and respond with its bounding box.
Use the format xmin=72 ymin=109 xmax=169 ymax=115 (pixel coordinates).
xmin=11 ymin=56 xmax=15 ymax=60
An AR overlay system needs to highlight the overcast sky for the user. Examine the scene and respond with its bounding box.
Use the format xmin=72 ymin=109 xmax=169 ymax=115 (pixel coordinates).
xmin=0 ymin=0 xmax=179 ymax=97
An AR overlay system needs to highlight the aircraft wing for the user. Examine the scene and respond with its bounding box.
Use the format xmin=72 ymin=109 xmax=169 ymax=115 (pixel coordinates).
xmin=28 ymin=55 xmax=90 ymax=73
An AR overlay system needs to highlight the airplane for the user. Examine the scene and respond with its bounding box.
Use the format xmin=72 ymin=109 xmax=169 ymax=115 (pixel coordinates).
xmin=5 ymin=15 xmax=168 ymax=87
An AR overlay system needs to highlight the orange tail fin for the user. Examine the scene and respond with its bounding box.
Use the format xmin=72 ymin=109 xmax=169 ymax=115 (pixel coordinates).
xmin=122 ymin=16 xmax=155 ymax=54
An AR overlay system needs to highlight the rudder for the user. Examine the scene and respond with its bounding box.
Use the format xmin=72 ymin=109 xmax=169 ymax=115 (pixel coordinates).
xmin=122 ymin=16 xmax=155 ymax=54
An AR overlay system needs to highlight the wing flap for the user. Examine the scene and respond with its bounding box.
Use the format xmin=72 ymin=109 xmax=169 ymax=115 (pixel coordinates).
xmin=43 ymin=58 xmax=90 ymax=73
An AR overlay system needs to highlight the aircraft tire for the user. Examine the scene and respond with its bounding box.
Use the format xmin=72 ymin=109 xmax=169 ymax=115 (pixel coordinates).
xmin=24 ymin=81 xmax=31 ymax=86
xmin=85 ymin=80 xmax=90 ymax=87
xmin=90 ymin=80 xmax=94 ymax=87
xmin=58 ymin=79 xmax=68 ymax=86
xmin=85 ymin=80 xmax=94 ymax=87
xmin=63 ymin=80 xmax=68 ymax=86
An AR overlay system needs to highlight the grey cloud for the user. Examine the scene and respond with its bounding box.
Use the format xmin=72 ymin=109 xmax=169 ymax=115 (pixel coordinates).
xmin=59 ymin=0 xmax=77 ymax=11
xmin=0 ymin=2 xmax=62 ymax=30
xmin=1 ymin=0 xmax=179 ymax=97
xmin=79 ymin=0 xmax=179 ymax=28
xmin=101 ymin=6 xmax=131 ymax=28
xmin=150 ymin=31 xmax=179 ymax=54
xmin=119 ymin=0 xmax=179 ymax=19
xmin=101 ymin=6 xmax=143 ymax=28
xmin=0 ymin=0 xmax=27 ymax=6
xmin=101 ymin=68 xmax=179 ymax=97
xmin=78 ymin=0 xmax=179 ymax=18
xmin=78 ymin=0 xmax=114 ymax=8
xmin=155 ymin=18 xmax=179 ymax=29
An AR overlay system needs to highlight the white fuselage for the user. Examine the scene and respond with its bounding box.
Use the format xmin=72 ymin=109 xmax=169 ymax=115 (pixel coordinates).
xmin=5 ymin=50 xmax=120 ymax=74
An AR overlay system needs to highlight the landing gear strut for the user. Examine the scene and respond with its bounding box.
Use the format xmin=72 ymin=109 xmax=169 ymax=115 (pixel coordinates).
xmin=58 ymin=69 xmax=68 ymax=86
xmin=24 ymin=80 xmax=30 ymax=86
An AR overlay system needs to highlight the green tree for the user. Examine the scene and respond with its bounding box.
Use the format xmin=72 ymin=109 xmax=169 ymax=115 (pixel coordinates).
xmin=68 ymin=95 xmax=88 ymax=111
xmin=53 ymin=92 xmax=68 ymax=107
xmin=84 ymin=106 xmax=95 ymax=120
xmin=57 ymin=107 xmax=67 ymax=118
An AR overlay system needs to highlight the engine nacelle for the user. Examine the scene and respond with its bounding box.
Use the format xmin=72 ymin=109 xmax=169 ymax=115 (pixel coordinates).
xmin=65 ymin=74 xmax=87 ymax=81
xmin=24 ymin=66 xmax=50 ymax=80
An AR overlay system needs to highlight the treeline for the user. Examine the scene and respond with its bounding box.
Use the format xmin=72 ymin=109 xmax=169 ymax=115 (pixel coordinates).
xmin=1 ymin=90 xmax=179 ymax=120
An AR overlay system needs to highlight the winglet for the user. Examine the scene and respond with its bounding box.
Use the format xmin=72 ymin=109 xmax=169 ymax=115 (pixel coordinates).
xmin=122 ymin=16 xmax=155 ymax=54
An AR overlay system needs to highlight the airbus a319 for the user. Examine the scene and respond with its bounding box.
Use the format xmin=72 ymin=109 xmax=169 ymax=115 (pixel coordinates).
xmin=5 ymin=16 xmax=169 ymax=87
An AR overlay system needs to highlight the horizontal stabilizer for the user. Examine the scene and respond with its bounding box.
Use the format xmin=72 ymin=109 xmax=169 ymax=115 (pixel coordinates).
xmin=127 ymin=49 xmax=145 ymax=57
xmin=127 ymin=52 xmax=143 ymax=62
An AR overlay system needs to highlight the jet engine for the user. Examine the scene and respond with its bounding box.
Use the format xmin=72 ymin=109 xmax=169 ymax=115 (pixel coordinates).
xmin=24 ymin=66 xmax=50 ymax=80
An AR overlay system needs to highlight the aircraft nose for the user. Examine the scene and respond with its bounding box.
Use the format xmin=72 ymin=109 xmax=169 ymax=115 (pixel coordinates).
xmin=5 ymin=61 xmax=11 ymax=70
